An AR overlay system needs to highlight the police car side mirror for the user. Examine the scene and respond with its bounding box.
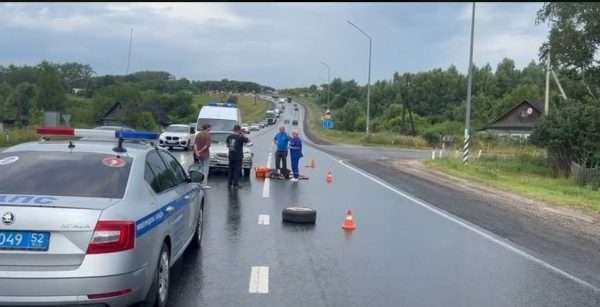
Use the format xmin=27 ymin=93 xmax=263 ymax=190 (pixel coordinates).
xmin=187 ymin=164 xmax=205 ymax=183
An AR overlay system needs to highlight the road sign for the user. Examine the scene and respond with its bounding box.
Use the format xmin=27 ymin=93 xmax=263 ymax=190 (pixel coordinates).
xmin=62 ymin=114 xmax=71 ymax=125
xmin=321 ymin=119 xmax=334 ymax=129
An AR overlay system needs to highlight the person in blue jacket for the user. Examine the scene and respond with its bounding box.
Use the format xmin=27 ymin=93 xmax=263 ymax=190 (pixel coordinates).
xmin=288 ymin=129 xmax=303 ymax=182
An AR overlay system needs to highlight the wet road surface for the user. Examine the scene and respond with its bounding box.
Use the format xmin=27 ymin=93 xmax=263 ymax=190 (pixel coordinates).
xmin=165 ymin=105 xmax=600 ymax=306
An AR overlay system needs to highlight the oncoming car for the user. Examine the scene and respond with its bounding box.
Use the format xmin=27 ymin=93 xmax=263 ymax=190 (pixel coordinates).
xmin=0 ymin=128 xmax=206 ymax=307
xmin=292 ymin=120 xmax=299 ymax=126
xmin=209 ymin=131 xmax=253 ymax=176
xmin=159 ymin=124 xmax=196 ymax=151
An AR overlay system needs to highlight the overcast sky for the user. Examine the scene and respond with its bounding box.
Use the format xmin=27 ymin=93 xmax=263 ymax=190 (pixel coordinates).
xmin=0 ymin=2 xmax=550 ymax=89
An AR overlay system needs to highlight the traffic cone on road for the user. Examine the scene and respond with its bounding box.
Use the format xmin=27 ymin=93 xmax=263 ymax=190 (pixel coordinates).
xmin=326 ymin=171 xmax=333 ymax=183
xmin=342 ymin=209 xmax=356 ymax=230
xmin=310 ymin=159 xmax=316 ymax=169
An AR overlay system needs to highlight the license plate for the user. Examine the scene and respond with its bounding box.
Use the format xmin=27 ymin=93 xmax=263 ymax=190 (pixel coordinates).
xmin=167 ymin=141 xmax=177 ymax=144
xmin=0 ymin=231 xmax=50 ymax=251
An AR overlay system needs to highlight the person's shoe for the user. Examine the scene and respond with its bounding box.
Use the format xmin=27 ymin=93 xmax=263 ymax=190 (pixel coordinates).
xmin=202 ymin=185 xmax=211 ymax=189
xmin=290 ymin=178 xmax=299 ymax=182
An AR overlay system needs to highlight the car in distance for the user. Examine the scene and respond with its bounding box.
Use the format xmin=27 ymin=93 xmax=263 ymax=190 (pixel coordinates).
xmin=159 ymin=124 xmax=196 ymax=151
xmin=292 ymin=120 xmax=298 ymax=126
xmin=209 ymin=131 xmax=253 ymax=176
xmin=241 ymin=123 xmax=250 ymax=134
xmin=0 ymin=127 xmax=206 ymax=307
xmin=249 ymin=123 xmax=260 ymax=131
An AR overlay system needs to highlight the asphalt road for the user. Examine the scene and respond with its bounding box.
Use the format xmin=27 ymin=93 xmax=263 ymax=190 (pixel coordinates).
xmin=164 ymin=104 xmax=599 ymax=306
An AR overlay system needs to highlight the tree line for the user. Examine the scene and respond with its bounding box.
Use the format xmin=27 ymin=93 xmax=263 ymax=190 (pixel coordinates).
xmin=0 ymin=62 xmax=274 ymax=130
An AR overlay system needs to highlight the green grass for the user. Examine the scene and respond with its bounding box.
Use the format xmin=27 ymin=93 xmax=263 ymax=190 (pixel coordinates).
xmin=192 ymin=94 xmax=273 ymax=125
xmin=291 ymin=95 xmax=429 ymax=149
xmin=0 ymin=127 xmax=38 ymax=147
xmin=423 ymin=155 xmax=600 ymax=214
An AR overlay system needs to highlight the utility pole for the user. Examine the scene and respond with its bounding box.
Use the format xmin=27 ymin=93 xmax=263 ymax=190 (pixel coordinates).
xmin=347 ymin=20 xmax=372 ymax=134
xmin=463 ymin=2 xmax=475 ymax=165
xmin=544 ymin=44 xmax=551 ymax=114
xmin=126 ymin=28 xmax=133 ymax=75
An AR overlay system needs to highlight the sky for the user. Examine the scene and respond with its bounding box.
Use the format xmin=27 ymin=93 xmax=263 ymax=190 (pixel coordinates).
xmin=0 ymin=2 xmax=550 ymax=89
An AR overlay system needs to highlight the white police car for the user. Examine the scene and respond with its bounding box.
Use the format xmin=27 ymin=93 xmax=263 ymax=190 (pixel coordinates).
xmin=0 ymin=127 xmax=206 ymax=307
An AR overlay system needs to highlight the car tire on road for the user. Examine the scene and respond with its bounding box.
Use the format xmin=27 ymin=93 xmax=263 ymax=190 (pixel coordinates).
xmin=142 ymin=243 xmax=170 ymax=307
xmin=282 ymin=207 xmax=317 ymax=224
xmin=191 ymin=203 xmax=204 ymax=249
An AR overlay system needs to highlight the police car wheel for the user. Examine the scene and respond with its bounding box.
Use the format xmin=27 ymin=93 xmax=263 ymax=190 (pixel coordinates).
xmin=143 ymin=243 xmax=170 ymax=307
xmin=282 ymin=207 xmax=317 ymax=224
xmin=191 ymin=206 xmax=204 ymax=249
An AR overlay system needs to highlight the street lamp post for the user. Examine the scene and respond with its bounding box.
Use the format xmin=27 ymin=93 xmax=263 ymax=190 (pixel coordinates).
xmin=319 ymin=61 xmax=331 ymax=111
xmin=463 ymin=2 xmax=476 ymax=165
xmin=347 ymin=20 xmax=372 ymax=134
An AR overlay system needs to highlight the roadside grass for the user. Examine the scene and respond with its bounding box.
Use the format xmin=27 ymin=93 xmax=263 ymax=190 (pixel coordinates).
xmin=192 ymin=94 xmax=273 ymax=124
xmin=423 ymin=155 xmax=600 ymax=214
xmin=293 ymin=95 xmax=429 ymax=149
xmin=0 ymin=127 xmax=38 ymax=147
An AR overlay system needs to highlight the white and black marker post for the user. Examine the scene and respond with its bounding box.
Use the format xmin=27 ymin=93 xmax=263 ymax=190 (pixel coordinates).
xmin=463 ymin=2 xmax=475 ymax=165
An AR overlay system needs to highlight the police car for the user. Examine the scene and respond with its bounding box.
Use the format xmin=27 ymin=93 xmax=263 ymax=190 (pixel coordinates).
xmin=0 ymin=127 xmax=206 ymax=307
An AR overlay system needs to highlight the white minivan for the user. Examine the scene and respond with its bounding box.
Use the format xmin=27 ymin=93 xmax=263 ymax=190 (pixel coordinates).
xmin=196 ymin=102 xmax=242 ymax=132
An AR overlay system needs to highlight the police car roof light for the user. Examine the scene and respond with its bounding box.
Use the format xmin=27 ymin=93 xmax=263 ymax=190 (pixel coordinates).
xmin=36 ymin=127 xmax=159 ymax=140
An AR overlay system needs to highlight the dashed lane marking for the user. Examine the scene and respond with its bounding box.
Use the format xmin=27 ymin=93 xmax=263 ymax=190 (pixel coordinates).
xmin=258 ymin=215 xmax=270 ymax=225
xmin=249 ymin=266 xmax=269 ymax=294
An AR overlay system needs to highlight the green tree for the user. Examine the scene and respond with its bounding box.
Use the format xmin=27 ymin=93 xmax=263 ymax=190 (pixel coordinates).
xmin=8 ymin=82 xmax=37 ymax=121
xmin=495 ymin=58 xmax=521 ymax=96
xmin=136 ymin=111 xmax=158 ymax=131
xmin=58 ymin=62 xmax=95 ymax=90
xmin=35 ymin=61 xmax=66 ymax=112
xmin=537 ymin=2 xmax=600 ymax=88
xmin=530 ymin=100 xmax=600 ymax=176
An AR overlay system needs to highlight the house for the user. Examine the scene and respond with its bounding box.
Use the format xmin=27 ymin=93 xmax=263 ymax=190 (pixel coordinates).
xmin=481 ymin=98 xmax=545 ymax=138
xmin=98 ymin=101 xmax=172 ymax=129
xmin=0 ymin=119 xmax=29 ymax=131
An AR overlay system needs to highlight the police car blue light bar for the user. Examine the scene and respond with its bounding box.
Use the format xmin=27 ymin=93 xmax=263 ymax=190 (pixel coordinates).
xmin=36 ymin=127 xmax=159 ymax=140
xmin=208 ymin=102 xmax=237 ymax=108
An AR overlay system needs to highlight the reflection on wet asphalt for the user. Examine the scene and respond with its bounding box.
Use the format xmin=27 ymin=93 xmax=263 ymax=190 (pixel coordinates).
xmin=165 ymin=105 xmax=600 ymax=307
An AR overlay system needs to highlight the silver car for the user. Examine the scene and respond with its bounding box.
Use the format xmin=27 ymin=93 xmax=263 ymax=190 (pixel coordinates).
xmin=209 ymin=131 xmax=253 ymax=176
xmin=0 ymin=128 xmax=206 ymax=307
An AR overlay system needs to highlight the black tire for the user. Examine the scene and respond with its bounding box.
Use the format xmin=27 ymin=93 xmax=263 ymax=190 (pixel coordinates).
xmin=142 ymin=243 xmax=170 ymax=307
xmin=243 ymin=168 xmax=251 ymax=177
xmin=282 ymin=207 xmax=317 ymax=224
xmin=190 ymin=203 xmax=204 ymax=249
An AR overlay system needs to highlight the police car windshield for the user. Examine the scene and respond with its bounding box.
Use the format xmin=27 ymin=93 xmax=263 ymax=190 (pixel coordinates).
xmin=165 ymin=126 xmax=189 ymax=133
xmin=0 ymin=151 xmax=132 ymax=199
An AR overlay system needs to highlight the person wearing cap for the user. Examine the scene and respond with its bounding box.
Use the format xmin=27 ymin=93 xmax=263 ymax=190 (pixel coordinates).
xmin=194 ymin=123 xmax=211 ymax=189
xmin=288 ymin=129 xmax=303 ymax=182
xmin=226 ymin=125 xmax=252 ymax=188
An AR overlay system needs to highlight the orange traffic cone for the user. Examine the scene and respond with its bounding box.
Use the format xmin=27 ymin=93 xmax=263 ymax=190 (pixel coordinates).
xmin=310 ymin=159 xmax=316 ymax=168
xmin=342 ymin=209 xmax=356 ymax=230
xmin=326 ymin=171 xmax=333 ymax=183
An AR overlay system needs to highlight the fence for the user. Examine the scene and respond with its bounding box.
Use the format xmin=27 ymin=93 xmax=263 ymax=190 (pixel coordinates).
xmin=571 ymin=162 xmax=600 ymax=188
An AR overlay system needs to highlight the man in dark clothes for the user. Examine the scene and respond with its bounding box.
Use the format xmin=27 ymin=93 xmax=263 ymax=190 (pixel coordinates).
xmin=226 ymin=125 xmax=252 ymax=188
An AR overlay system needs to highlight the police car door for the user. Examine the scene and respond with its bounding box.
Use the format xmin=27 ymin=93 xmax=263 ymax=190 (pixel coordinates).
xmin=145 ymin=150 xmax=188 ymax=257
xmin=157 ymin=151 xmax=196 ymax=254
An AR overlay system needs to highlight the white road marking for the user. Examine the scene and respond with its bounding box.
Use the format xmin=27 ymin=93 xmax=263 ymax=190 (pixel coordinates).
xmin=336 ymin=159 xmax=600 ymax=292
xmin=249 ymin=266 xmax=269 ymax=294
xmin=258 ymin=214 xmax=270 ymax=225
xmin=262 ymin=152 xmax=272 ymax=198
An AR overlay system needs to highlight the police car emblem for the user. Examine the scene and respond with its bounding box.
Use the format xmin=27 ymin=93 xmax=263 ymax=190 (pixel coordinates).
xmin=2 ymin=212 xmax=15 ymax=225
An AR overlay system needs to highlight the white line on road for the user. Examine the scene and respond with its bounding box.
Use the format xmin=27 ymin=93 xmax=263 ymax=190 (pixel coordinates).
xmin=249 ymin=266 xmax=269 ymax=294
xmin=258 ymin=214 xmax=270 ymax=225
xmin=262 ymin=152 xmax=272 ymax=198
xmin=337 ymin=159 xmax=600 ymax=293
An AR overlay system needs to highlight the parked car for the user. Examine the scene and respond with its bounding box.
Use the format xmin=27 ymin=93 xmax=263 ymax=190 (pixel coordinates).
xmin=258 ymin=123 xmax=265 ymax=129
xmin=292 ymin=120 xmax=298 ymax=126
xmin=250 ymin=124 xmax=260 ymax=131
xmin=0 ymin=127 xmax=206 ymax=307
xmin=159 ymin=124 xmax=196 ymax=151
xmin=208 ymin=131 xmax=253 ymax=176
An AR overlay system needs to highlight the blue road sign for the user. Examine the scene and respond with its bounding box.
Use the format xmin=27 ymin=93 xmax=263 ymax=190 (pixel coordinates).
xmin=321 ymin=119 xmax=334 ymax=129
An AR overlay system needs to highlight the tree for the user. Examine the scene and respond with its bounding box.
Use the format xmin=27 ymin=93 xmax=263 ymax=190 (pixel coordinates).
xmin=58 ymin=63 xmax=95 ymax=90
xmin=530 ymin=100 xmax=600 ymax=176
xmin=8 ymin=82 xmax=37 ymax=121
xmin=537 ymin=2 xmax=600 ymax=88
xmin=136 ymin=111 xmax=158 ymax=131
xmin=495 ymin=58 xmax=521 ymax=96
xmin=35 ymin=61 xmax=66 ymax=112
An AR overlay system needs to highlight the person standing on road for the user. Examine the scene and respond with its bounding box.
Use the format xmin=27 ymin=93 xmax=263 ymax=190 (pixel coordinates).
xmin=273 ymin=126 xmax=291 ymax=177
xmin=288 ymin=129 xmax=303 ymax=182
xmin=194 ymin=123 xmax=212 ymax=189
xmin=226 ymin=125 xmax=252 ymax=189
